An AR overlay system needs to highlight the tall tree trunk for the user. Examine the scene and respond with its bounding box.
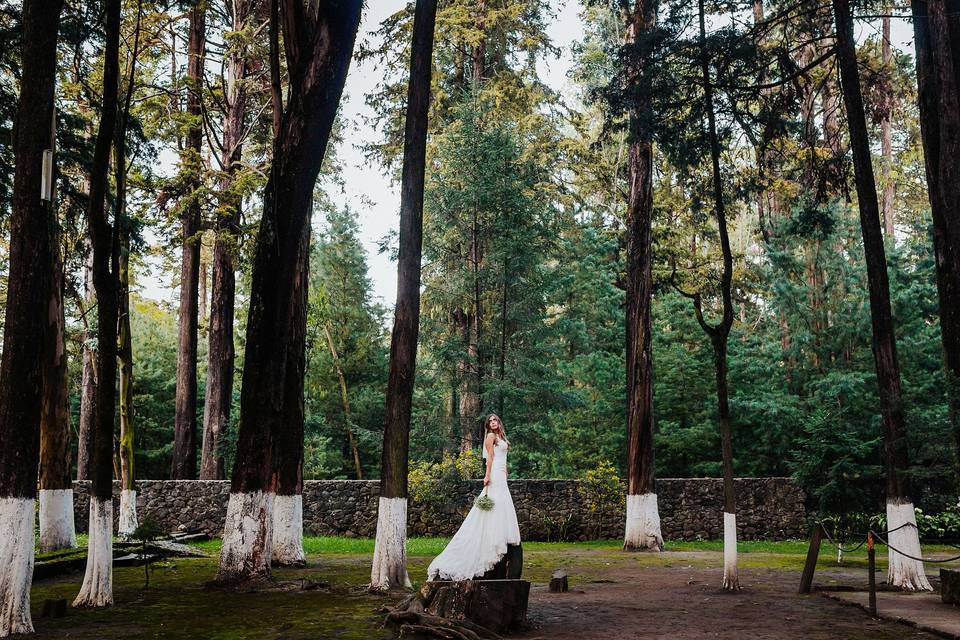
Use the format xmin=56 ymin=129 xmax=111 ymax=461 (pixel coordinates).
xmin=73 ymin=0 xmax=121 ymax=610
xmin=472 ymin=0 xmax=486 ymax=85
xmin=371 ymin=0 xmax=437 ymax=591
xmin=215 ymin=0 xmax=362 ymax=585
xmin=455 ymin=0 xmax=487 ymax=450
xmin=39 ymin=190 xmax=77 ymax=553
xmin=880 ymin=9 xmax=896 ymax=237
xmin=171 ymin=4 xmax=206 ymax=480
xmin=271 ymin=226 xmax=309 ymax=567
xmin=0 ymin=0 xmax=64 ymax=631
xmin=456 ymin=308 xmax=481 ymax=453
xmin=496 ymin=273 xmax=508 ymax=417
xmin=76 ymin=254 xmax=98 ymax=481
xmin=115 ymin=9 xmax=142 ymax=540
xmin=912 ymin=0 xmax=960 ymax=498
xmin=833 ymin=0 xmax=931 ymax=591
xmin=200 ymin=0 xmax=252 ymax=481
xmin=323 ymin=323 xmax=363 ymax=479
xmin=697 ymin=0 xmax=738 ymax=590
xmin=622 ymin=0 xmax=662 ymax=553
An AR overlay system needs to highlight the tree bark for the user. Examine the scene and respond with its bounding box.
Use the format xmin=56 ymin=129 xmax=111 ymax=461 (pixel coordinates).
xmin=200 ymin=0 xmax=251 ymax=481
xmin=834 ymin=0 xmax=911 ymax=502
xmin=74 ymin=0 xmax=121 ymax=610
xmin=39 ymin=222 xmax=71 ymax=492
xmin=696 ymin=0 xmax=738 ymax=589
xmin=0 ymin=0 xmax=64 ymax=632
xmin=39 ymin=196 xmax=75 ymax=551
xmin=457 ymin=308 xmax=481 ymax=453
xmin=880 ymin=9 xmax=896 ymax=237
xmin=622 ymin=0 xmax=662 ymax=553
xmin=372 ymin=0 xmax=437 ymax=592
xmin=833 ymin=0 xmax=932 ymax=590
xmin=216 ymin=0 xmax=363 ymax=585
xmin=271 ymin=224 xmax=309 ymax=567
xmin=323 ymin=323 xmax=363 ymax=479
xmin=472 ymin=0 xmax=486 ymax=85
xmin=76 ymin=255 xmax=98 ymax=482
xmin=172 ymin=3 xmax=206 ymax=479
xmin=912 ymin=0 xmax=960 ymax=492
xmin=115 ymin=16 xmax=142 ymax=533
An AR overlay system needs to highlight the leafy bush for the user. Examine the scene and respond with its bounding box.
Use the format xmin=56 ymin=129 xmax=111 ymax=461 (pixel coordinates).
xmin=577 ymin=461 xmax=625 ymax=539
xmin=409 ymin=450 xmax=483 ymax=518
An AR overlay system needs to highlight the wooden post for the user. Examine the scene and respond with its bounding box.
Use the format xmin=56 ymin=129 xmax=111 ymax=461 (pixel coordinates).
xmin=799 ymin=523 xmax=824 ymax=594
xmin=867 ymin=532 xmax=877 ymax=616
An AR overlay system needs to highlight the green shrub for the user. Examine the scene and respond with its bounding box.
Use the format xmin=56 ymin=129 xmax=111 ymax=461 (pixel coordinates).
xmin=409 ymin=450 xmax=484 ymax=518
xmin=577 ymin=461 xmax=625 ymax=539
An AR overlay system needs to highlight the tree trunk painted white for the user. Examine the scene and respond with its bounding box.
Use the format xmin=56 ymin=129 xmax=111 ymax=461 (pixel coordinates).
xmin=38 ymin=488 xmax=76 ymax=553
xmin=886 ymin=500 xmax=932 ymax=591
xmin=370 ymin=497 xmax=411 ymax=590
xmin=216 ymin=491 xmax=274 ymax=584
xmin=722 ymin=511 xmax=740 ymax=590
xmin=623 ymin=492 xmax=663 ymax=551
xmin=272 ymin=494 xmax=305 ymax=566
xmin=0 ymin=497 xmax=35 ymax=637
xmin=118 ymin=489 xmax=138 ymax=539
xmin=73 ymin=499 xmax=114 ymax=607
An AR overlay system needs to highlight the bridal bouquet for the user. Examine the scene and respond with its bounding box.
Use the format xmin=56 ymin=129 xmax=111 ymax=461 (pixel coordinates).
xmin=474 ymin=491 xmax=495 ymax=511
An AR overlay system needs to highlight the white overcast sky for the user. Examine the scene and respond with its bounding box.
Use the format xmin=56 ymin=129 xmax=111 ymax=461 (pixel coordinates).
xmin=140 ymin=1 xmax=917 ymax=308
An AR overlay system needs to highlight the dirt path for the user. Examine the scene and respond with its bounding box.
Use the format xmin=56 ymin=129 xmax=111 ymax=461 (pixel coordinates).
xmin=515 ymin=558 xmax=939 ymax=639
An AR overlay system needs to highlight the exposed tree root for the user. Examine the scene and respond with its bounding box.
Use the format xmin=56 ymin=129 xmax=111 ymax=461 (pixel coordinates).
xmin=386 ymin=611 xmax=502 ymax=640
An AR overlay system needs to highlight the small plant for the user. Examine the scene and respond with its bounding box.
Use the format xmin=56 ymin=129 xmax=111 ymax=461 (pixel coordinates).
xmin=577 ymin=461 xmax=625 ymax=539
xmin=130 ymin=519 xmax=164 ymax=588
xmin=539 ymin=512 xmax=575 ymax=542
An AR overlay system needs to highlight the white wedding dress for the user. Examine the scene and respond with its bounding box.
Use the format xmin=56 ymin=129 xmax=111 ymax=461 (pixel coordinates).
xmin=427 ymin=438 xmax=521 ymax=580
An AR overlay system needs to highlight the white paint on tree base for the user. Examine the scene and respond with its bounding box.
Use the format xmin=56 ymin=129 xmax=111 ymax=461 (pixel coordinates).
xmin=118 ymin=489 xmax=138 ymax=539
xmin=0 ymin=497 xmax=35 ymax=637
xmin=272 ymin=494 xmax=305 ymax=566
xmin=623 ymin=492 xmax=663 ymax=551
xmin=73 ymin=499 xmax=114 ymax=607
xmin=370 ymin=497 xmax=411 ymax=590
xmin=216 ymin=491 xmax=274 ymax=583
xmin=39 ymin=489 xmax=77 ymax=553
xmin=886 ymin=500 xmax=933 ymax=591
xmin=722 ymin=511 xmax=740 ymax=591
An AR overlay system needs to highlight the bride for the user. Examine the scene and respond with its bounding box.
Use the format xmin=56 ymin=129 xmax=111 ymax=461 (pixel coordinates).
xmin=428 ymin=414 xmax=521 ymax=581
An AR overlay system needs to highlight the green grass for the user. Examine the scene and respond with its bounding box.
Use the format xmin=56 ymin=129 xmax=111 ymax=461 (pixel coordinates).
xmin=186 ymin=535 xmax=960 ymax=558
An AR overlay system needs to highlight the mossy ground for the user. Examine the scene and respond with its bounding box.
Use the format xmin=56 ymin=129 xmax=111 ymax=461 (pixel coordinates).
xmin=27 ymin=537 xmax=958 ymax=638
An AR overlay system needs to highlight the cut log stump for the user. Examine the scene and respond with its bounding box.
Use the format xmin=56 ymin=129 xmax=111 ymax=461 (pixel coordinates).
xmin=549 ymin=570 xmax=568 ymax=593
xmin=941 ymin=569 xmax=960 ymax=604
xmin=388 ymin=579 xmax=530 ymax=637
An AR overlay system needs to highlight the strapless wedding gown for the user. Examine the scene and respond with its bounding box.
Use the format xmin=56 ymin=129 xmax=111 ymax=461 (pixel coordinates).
xmin=427 ymin=438 xmax=521 ymax=580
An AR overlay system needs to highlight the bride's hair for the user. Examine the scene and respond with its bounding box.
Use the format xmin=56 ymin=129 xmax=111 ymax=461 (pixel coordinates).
xmin=484 ymin=414 xmax=508 ymax=445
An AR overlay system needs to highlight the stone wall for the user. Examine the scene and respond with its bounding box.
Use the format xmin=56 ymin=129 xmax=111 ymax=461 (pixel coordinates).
xmin=71 ymin=477 xmax=807 ymax=541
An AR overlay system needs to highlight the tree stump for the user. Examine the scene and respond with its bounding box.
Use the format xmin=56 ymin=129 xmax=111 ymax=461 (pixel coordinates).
xmin=941 ymin=569 xmax=960 ymax=604
xmin=388 ymin=579 xmax=530 ymax=637
xmin=549 ymin=570 xmax=568 ymax=593
xmin=480 ymin=544 xmax=523 ymax=580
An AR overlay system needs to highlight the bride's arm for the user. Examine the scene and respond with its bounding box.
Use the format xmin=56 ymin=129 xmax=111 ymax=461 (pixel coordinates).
xmin=483 ymin=433 xmax=495 ymax=486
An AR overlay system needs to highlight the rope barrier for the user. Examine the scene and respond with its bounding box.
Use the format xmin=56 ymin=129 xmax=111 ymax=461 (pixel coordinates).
xmin=813 ymin=519 xmax=960 ymax=561
xmin=869 ymin=529 xmax=960 ymax=564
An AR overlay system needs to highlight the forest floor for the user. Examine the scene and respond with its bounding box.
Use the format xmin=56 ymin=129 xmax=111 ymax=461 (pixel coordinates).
xmin=27 ymin=538 xmax=959 ymax=639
